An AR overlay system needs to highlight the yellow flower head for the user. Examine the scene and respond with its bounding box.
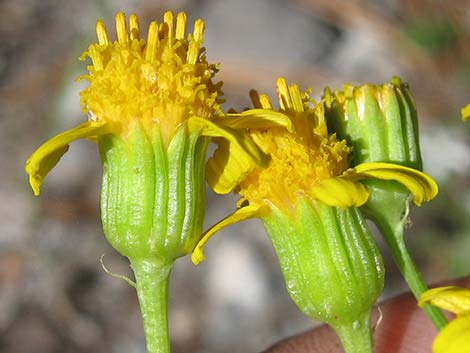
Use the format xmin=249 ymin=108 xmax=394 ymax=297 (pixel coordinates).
xmin=79 ymin=11 xmax=222 ymax=144
xmin=462 ymin=104 xmax=470 ymax=121
xmin=238 ymin=78 xmax=351 ymax=211
xmin=191 ymin=78 xmax=439 ymax=264
xmin=25 ymin=11 xmax=227 ymax=196
xmin=419 ymin=286 xmax=470 ymax=353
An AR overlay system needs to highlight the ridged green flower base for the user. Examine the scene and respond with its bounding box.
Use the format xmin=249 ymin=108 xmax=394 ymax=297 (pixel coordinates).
xmin=263 ymin=199 xmax=384 ymax=353
xmin=99 ymin=121 xmax=208 ymax=263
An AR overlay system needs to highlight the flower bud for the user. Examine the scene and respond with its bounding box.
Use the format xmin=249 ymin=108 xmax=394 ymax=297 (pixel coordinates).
xmin=323 ymin=78 xmax=447 ymax=329
xmin=322 ymin=77 xmax=429 ymax=226
xmin=322 ymin=77 xmax=426 ymax=225
xmin=324 ymin=77 xmax=422 ymax=169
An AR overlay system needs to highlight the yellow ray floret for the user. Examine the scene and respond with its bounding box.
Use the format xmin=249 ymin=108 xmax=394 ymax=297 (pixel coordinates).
xmin=419 ymin=286 xmax=470 ymax=315
xmin=201 ymin=110 xmax=294 ymax=194
xmin=191 ymin=204 xmax=269 ymax=264
xmin=419 ymin=286 xmax=470 ymax=353
xmin=462 ymin=104 xmax=470 ymax=121
xmin=25 ymin=121 xmax=113 ymax=195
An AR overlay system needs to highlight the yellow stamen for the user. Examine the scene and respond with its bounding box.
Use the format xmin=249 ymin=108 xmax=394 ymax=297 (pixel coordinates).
xmin=163 ymin=11 xmax=174 ymax=46
xmin=249 ymin=90 xmax=273 ymax=109
xmin=115 ymin=12 xmax=128 ymax=44
xmin=145 ymin=21 xmax=159 ymax=62
xmin=129 ymin=14 xmax=140 ymax=40
xmin=289 ymin=84 xmax=304 ymax=112
xmin=89 ymin=45 xmax=103 ymax=71
xmin=187 ymin=19 xmax=204 ymax=65
xmin=79 ymin=12 xmax=221 ymax=145
xmin=238 ymin=80 xmax=351 ymax=211
xmin=277 ymin=77 xmax=292 ymax=110
xmin=187 ymin=41 xmax=199 ymax=65
xmin=96 ymin=20 xmax=109 ymax=45
xmin=175 ymin=12 xmax=187 ymax=40
xmin=193 ymin=19 xmax=205 ymax=42
xmin=259 ymin=94 xmax=273 ymax=109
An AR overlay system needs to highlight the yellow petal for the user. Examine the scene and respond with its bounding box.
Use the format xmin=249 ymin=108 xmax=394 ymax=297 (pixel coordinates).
xmin=188 ymin=116 xmax=268 ymax=194
xmin=433 ymin=315 xmax=470 ymax=353
xmin=419 ymin=286 xmax=470 ymax=315
xmin=220 ymin=109 xmax=294 ymax=132
xmin=350 ymin=162 xmax=438 ymax=206
xmin=461 ymin=104 xmax=470 ymax=121
xmin=310 ymin=177 xmax=370 ymax=207
xmin=25 ymin=121 xmax=112 ymax=195
xmin=191 ymin=205 xmax=267 ymax=265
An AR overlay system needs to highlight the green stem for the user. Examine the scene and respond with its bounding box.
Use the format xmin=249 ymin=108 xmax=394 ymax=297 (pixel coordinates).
xmin=332 ymin=310 xmax=373 ymax=353
xmin=131 ymin=258 xmax=173 ymax=353
xmin=376 ymin=213 xmax=448 ymax=330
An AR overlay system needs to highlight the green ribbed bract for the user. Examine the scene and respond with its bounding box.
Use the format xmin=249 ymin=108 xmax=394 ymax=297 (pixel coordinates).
xmin=263 ymin=199 xmax=384 ymax=353
xmin=99 ymin=121 xmax=208 ymax=265
xmin=324 ymin=77 xmax=422 ymax=169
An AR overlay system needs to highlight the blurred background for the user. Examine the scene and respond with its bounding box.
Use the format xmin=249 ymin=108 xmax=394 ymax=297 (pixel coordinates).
xmin=0 ymin=0 xmax=469 ymax=352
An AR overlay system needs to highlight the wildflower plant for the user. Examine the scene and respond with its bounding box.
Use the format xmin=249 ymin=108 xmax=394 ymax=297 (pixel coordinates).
xmin=24 ymin=8 xmax=457 ymax=353
xmin=25 ymin=11 xmax=267 ymax=353
xmin=192 ymin=78 xmax=438 ymax=353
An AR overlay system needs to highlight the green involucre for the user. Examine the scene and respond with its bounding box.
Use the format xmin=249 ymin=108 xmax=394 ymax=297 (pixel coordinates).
xmin=99 ymin=121 xmax=208 ymax=265
xmin=324 ymin=77 xmax=422 ymax=169
xmin=262 ymin=198 xmax=384 ymax=353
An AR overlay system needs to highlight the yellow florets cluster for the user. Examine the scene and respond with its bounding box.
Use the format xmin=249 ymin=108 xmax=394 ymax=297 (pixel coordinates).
xmin=78 ymin=11 xmax=223 ymax=145
xmin=238 ymin=79 xmax=351 ymax=210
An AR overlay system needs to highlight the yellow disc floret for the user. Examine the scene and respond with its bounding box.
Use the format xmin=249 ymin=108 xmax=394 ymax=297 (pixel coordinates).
xmin=78 ymin=11 xmax=223 ymax=145
xmin=238 ymin=78 xmax=351 ymax=211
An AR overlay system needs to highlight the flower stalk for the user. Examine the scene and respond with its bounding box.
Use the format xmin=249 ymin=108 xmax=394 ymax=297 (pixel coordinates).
xmin=131 ymin=259 xmax=172 ymax=353
xmin=334 ymin=311 xmax=374 ymax=353
xmin=363 ymin=181 xmax=448 ymax=329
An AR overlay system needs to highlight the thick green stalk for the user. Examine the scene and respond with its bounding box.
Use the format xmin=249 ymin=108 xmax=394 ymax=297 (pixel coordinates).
xmin=131 ymin=258 xmax=172 ymax=353
xmin=333 ymin=310 xmax=373 ymax=353
xmin=374 ymin=207 xmax=448 ymax=329
xmin=364 ymin=183 xmax=448 ymax=330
